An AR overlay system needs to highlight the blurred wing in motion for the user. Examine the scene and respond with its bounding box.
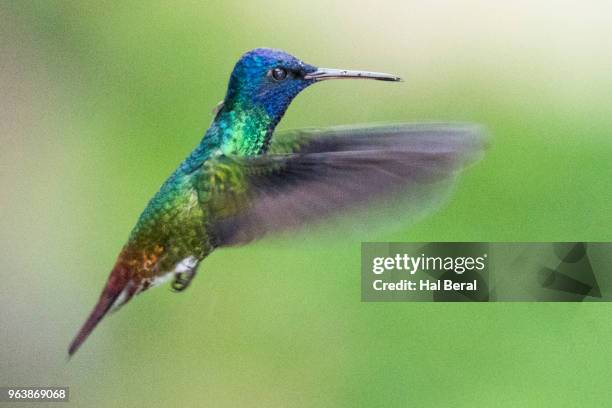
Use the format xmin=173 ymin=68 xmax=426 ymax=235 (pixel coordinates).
xmin=203 ymin=123 xmax=487 ymax=246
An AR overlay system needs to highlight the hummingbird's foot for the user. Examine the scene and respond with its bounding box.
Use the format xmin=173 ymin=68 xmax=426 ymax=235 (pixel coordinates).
xmin=171 ymin=269 xmax=196 ymax=292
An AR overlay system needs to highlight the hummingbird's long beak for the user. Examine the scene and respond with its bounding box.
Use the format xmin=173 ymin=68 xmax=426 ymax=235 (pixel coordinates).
xmin=304 ymin=67 xmax=401 ymax=82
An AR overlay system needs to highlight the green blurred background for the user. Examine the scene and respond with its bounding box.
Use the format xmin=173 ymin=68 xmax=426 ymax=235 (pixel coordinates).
xmin=2 ymin=1 xmax=612 ymax=406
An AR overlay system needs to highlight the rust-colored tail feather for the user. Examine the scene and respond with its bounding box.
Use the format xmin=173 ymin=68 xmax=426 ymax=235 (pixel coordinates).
xmin=68 ymin=265 xmax=132 ymax=357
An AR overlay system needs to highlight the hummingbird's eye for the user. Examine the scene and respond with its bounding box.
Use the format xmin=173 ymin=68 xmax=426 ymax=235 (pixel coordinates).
xmin=271 ymin=67 xmax=288 ymax=81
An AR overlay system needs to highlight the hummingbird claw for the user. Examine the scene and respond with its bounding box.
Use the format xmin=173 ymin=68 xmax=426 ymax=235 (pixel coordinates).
xmin=171 ymin=270 xmax=196 ymax=292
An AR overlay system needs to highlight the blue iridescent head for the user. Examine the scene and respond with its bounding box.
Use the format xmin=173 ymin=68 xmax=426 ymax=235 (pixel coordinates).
xmin=222 ymin=48 xmax=401 ymax=123
xmin=223 ymin=48 xmax=316 ymax=120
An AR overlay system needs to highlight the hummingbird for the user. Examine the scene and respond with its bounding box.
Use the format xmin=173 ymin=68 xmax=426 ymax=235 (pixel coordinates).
xmin=68 ymin=48 xmax=485 ymax=356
